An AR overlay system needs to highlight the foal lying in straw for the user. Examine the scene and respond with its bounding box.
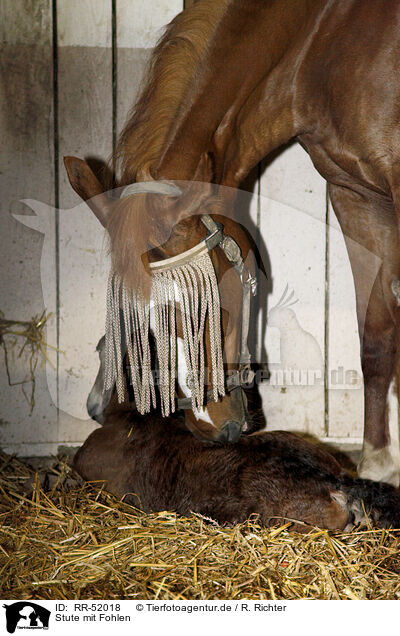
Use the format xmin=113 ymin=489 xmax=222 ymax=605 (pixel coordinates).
xmin=75 ymin=404 xmax=400 ymax=533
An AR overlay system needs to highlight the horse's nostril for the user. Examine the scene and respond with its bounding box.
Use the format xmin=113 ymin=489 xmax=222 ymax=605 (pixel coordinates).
xmin=219 ymin=420 xmax=242 ymax=443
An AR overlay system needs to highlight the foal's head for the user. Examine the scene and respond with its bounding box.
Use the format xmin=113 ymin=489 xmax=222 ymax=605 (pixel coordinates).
xmin=65 ymin=156 xmax=254 ymax=442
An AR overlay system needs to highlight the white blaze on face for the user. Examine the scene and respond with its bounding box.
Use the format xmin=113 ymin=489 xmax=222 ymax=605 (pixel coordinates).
xmin=176 ymin=337 xmax=214 ymax=424
xmin=148 ymin=286 xmax=213 ymax=424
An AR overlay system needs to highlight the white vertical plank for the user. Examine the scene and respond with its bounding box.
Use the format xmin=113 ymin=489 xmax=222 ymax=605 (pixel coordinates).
xmin=116 ymin=0 xmax=184 ymax=137
xmin=57 ymin=0 xmax=111 ymax=48
xmin=258 ymin=144 xmax=327 ymax=436
xmin=57 ymin=0 xmax=113 ymax=438
xmin=0 ymin=0 xmax=58 ymax=455
xmin=117 ymin=0 xmax=183 ymax=49
xmin=327 ymin=201 xmax=364 ymax=441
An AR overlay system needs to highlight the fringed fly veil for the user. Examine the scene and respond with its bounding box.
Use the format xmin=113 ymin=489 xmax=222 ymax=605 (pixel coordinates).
xmin=104 ymin=245 xmax=225 ymax=416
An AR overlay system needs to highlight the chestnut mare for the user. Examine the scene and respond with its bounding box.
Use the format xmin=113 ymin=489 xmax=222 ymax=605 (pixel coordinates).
xmin=65 ymin=0 xmax=400 ymax=486
xmin=83 ymin=212 xmax=258 ymax=443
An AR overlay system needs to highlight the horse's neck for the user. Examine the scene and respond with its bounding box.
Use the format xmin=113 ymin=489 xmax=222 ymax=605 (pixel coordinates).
xmin=155 ymin=0 xmax=327 ymax=187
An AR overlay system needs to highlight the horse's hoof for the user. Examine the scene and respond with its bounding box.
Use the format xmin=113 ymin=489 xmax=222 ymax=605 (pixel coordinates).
xmin=391 ymin=278 xmax=400 ymax=306
xmin=218 ymin=420 xmax=242 ymax=443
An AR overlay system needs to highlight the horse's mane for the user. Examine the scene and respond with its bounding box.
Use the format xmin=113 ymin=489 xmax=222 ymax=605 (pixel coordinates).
xmin=108 ymin=0 xmax=231 ymax=296
xmin=115 ymin=0 xmax=230 ymax=183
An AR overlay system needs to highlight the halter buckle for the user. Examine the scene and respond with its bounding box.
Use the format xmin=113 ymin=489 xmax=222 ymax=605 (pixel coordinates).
xmin=220 ymin=235 xmax=242 ymax=263
xmin=241 ymin=268 xmax=258 ymax=296
xmin=239 ymin=365 xmax=255 ymax=386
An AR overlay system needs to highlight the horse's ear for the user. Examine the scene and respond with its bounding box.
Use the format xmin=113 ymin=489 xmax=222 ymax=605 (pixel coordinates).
xmin=63 ymin=156 xmax=115 ymax=227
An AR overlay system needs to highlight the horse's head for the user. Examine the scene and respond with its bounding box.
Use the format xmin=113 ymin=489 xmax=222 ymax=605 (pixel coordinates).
xmin=64 ymin=156 xmax=256 ymax=443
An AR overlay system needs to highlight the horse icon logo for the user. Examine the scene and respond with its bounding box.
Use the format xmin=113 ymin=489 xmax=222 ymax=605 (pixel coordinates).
xmin=3 ymin=602 xmax=50 ymax=634
xmin=268 ymin=284 xmax=323 ymax=373
xmin=13 ymin=199 xmax=109 ymax=420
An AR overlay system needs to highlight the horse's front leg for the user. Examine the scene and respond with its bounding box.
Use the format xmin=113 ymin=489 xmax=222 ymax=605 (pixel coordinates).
xmin=329 ymin=184 xmax=400 ymax=486
xmin=358 ymin=278 xmax=400 ymax=486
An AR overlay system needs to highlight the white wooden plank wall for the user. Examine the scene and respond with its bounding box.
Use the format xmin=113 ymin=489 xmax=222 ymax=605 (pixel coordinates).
xmin=0 ymin=0 xmax=365 ymax=455
xmin=0 ymin=0 xmax=57 ymax=455
xmin=257 ymin=146 xmax=327 ymax=437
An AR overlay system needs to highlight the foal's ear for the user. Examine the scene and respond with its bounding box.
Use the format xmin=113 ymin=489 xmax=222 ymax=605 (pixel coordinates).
xmin=63 ymin=156 xmax=115 ymax=227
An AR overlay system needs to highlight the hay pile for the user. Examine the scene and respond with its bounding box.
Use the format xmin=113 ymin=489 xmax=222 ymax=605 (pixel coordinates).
xmin=1 ymin=449 xmax=400 ymax=600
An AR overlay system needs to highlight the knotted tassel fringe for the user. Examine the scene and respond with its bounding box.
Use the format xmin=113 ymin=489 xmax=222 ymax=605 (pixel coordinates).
xmin=104 ymin=252 xmax=225 ymax=415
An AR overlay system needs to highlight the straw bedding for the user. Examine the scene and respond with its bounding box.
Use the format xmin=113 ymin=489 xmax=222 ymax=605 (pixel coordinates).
xmin=0 ymin=311 xmax=54 ymax=413
xmin=1 ymin=449 xmax=400 ymax=600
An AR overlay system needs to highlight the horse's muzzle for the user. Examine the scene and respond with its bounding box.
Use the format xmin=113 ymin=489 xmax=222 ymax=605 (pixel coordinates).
xmin=217 ymin=419 xmax=244 ymax=443
xmin=183 ymin=414 xmax=246 ymax=444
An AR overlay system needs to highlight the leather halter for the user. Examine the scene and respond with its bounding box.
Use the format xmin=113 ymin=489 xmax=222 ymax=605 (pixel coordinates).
xmin=120 ymin=181 xmax=257 ymax=411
